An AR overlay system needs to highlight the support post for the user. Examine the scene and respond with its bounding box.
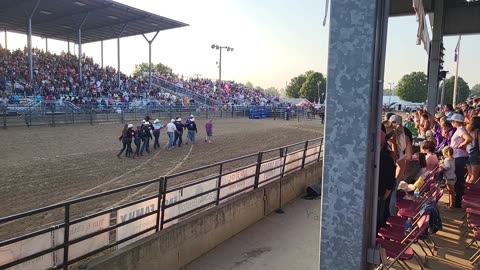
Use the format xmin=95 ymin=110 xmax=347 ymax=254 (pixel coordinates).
xmin=320 ymin=0 xmax=389 ymax=269
xmin=78 ymin=13 xmax=89 ymax=86
xmin=63 ymin=204 xmax=70 ymax=270
xmin=426 ymin=0 xmax=445 ymax=114
xmin=142 ymin=31 xmax=160 ymax=89
xmin=4 ymin=29 xmax=7 ymax=49
xmin=440 ymin=79 xmax=446 ymax=106
xmin=117 ymin=24 xmax=129 ymax=91
xmin=45 ymin=37 xmax=48 ymax=52
xmin=28 ymin=0 xmax=41 ymax=83
xmin=100 ymin=40 xmax=103 ymax=68
xmin=78 ymin=29 xmax=82 ymax=84
xmin=219 ymin=48 xmax=222 ymax=83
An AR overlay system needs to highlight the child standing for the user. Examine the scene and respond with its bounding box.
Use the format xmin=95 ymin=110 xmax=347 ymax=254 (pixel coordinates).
xmin=440 ymin=146 xmax=456 ymax=209
xmin=205 ymin=119 xmax=213 ymax=143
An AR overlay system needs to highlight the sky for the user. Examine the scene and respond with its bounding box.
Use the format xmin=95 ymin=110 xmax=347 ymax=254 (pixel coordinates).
xmin=1 ymin=0 xmax=479 ymax=93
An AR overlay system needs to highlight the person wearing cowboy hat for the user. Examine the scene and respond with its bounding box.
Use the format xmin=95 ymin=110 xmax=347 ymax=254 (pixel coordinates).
xmin=173 ymin=117 xmax=185 ymax=147
xmin=185 ymin=114 xmax=194 ymax=125
xmin=140 ymin=121 xmax=153 ymax=155
xmin=166 ymin=119 xmax=177 ymax=150
xmin=152 ymin=119 xmax=164 ymax=149
xmin=185 ymin=117 xmax=198 ymax=145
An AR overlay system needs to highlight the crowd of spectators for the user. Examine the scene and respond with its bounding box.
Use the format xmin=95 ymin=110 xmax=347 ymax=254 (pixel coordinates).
xmin=156 ymin=73 xmax=280 ymax=107
xmin=377 ymin=97 xmax=480 ymax=231
xmin=0 ymin=45 xmax=183 ymax=108
xmin=0 ymin=45 xmax=282 ymax=109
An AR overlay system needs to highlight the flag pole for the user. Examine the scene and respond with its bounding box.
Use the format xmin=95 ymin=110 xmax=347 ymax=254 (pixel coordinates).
xmin=453 ymin=35 xmax=461 ymax=107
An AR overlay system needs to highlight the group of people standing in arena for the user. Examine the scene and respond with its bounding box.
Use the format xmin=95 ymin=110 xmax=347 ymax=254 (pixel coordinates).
xmin=116 ymin=115 xmax=214 ymax=158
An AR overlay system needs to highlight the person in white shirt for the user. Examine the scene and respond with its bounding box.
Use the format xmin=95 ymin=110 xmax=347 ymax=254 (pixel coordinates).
xmin=152 ymin=119 xmax=164 ymax=149
xmin=166 ymin=119 xmax=177 ymax=150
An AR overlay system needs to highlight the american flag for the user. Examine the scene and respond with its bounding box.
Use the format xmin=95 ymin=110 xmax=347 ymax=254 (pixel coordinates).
xmin=454 ymin=36 xmax=461 ymax=62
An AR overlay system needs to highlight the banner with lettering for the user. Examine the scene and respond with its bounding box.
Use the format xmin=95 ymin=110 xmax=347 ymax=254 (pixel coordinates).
xmin=116 ymin=198 xmax=158 ymax=249
xmin=219 ymin=165 xmax=256 ymax=203
xmin=258 ymin=158 xmax=284 ymax=187
xmin=0 ymin=214 xmax=109 ymax=269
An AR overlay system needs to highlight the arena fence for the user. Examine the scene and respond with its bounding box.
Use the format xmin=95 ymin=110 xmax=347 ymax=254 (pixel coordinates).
xmin=0 ymin=137 xmax=323 ymax=270
xmin=1 ymin=102 xmax=324 ymax=128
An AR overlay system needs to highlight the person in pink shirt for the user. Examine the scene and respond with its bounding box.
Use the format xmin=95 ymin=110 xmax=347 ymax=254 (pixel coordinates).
xmin=448 ymin=113 xmax=473 ymax=208
xmin=205 ymin=119 xmax=213 ymax=143
xmin=420 ymin=140 xmax=438 ymax=172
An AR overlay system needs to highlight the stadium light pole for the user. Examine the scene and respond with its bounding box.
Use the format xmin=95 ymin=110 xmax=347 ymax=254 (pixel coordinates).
xmin=142 ymin=31 xmax=160 ymax=88
xmin=211 ymin=44 xmax=233 ymax=83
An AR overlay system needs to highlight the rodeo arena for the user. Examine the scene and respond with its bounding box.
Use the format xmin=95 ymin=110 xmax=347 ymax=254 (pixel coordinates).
xmin=1 ymin=0 xmax=480 ymax=270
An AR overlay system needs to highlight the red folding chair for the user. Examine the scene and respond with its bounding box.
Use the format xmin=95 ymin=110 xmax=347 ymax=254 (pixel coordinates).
xmin=379 ymin=213 xmax=433 ymax=257
xmin=377 ymin=214 xmax=431 ymax=270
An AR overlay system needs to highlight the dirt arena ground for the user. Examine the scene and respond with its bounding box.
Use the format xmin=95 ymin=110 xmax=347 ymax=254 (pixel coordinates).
xmin=0 ymin=118 xmax=323 ymax=239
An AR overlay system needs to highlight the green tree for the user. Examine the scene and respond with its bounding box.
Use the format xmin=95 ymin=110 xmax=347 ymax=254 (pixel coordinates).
xmin=245 ymin=81 xmax=254 ymax=88
xmin=285 ymin=74 xmax=306 ymax=98
xmin=440 ymin=76 xmax=470 ymax=105
xmin=285 ymin=71 xmax=315 ymax=98
xmin=471 ymin=84 xmax=480 ymax=97
xmin=264 ymin=86 xmax=280 ymax=96
xmin=299 ymin=72 xmax=326 ymax=102
xmin=132 ymin=62 xmax=172 ymax=77
xmin=396 ymin=72 xmax=428 ymax=102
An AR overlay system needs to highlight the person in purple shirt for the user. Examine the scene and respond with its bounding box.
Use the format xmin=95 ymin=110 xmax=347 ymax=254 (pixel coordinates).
xmin=435 ymin=117 xmax=456 ymax=153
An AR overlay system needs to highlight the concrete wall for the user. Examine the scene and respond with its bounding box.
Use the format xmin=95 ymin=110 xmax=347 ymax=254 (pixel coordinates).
xmin=87 ymin=162 xmax=322 ymax=270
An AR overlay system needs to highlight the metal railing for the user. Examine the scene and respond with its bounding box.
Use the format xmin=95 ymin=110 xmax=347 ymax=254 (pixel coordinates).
xmin=0 ymin=137 xmax=323 ymax=270
xmin=1 ymin=103 xmax=323 ymax=128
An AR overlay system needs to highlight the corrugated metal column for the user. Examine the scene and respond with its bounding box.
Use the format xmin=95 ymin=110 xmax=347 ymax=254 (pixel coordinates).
xmin=319 ymin=0 xmax=390 ymax=269
xmin=142 ymin=31 xmax=160 ymax=88
xmin=426 ymin=0 xmax=445 ymax=114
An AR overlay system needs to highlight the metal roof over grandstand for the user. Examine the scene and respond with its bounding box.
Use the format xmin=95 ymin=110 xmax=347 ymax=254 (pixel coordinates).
xmin=0 ymin=0 xmax=189 ymax=44
xmin=390 ymin=0 xmax=480 ymax=35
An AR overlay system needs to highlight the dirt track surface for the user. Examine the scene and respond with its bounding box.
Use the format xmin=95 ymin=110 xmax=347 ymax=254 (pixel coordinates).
xmin=0 ymin=118 xmax=323 ymax=239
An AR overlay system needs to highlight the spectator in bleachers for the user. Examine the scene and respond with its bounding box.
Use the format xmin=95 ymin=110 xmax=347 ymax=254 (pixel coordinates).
xmin=467 ymin=116 xmax=480 ymax=184
xmin=448 ymin=113 xmax=472 ymax=208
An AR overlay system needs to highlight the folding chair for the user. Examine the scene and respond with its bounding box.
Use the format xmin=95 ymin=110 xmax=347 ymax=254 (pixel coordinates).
xmin=379 ymin=212 xmax=433 ymax=257
xmin=376 ymin=214 xmax=431 ymax=270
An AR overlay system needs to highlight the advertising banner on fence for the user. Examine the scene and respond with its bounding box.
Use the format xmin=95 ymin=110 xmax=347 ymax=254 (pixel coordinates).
xmin=285 ymin=151 xmax=303 ymax=174
xmin=0 ymin=231 xmax=56 ymax=270
xmin=56 ymin=213 xmax=110 ymax=262
xmin=163 ymin=178 xmax=218 ymax=228
xmin=117 ymin=198 xmax=158 ymax=249
xmin=163 ymin=190 xmax=180 ymax=229
xmin=0 ymin=214 xmax=110 ymax=269
xmin=258 ymin=158 xmax=284 ymax=187
xmin=219 ymin=165 xmax=256 ymax=203
xmin=304 ymin=145 xmax=321 ymax=165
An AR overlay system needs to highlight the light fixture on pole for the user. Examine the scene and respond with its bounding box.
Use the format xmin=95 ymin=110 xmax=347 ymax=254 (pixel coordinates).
xmin=211 ymin=44 xmax=234 ymax=83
